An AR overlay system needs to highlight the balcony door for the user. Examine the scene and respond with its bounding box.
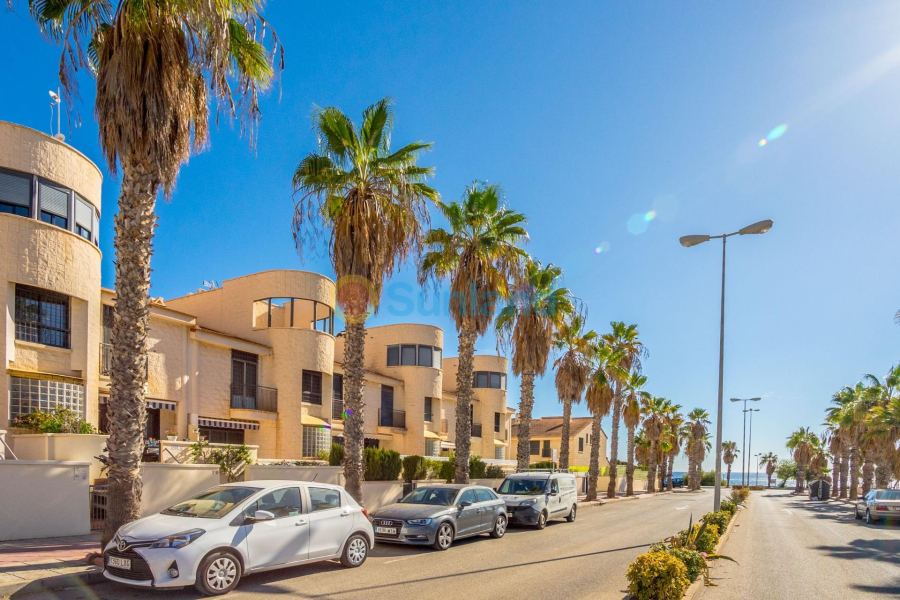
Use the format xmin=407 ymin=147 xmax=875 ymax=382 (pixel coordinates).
xmin=380 ymin=386 xmax=394 ymax=427
xmin=232 ymin=351 xmax=259 ymax=409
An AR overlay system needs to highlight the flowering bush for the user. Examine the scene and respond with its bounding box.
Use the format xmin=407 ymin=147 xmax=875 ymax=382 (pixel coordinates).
xmin=702 ymin=510 xmax=731 ymax=533
xmin=678 ymin=523 xmax=720 ymax=554
xmin=626 ymin=551 xmax=690 ymax=600
xmin=667 ymin=547 xmax=706 ymax=582
xmin=720 ymin=500 xmax=737 ymax=517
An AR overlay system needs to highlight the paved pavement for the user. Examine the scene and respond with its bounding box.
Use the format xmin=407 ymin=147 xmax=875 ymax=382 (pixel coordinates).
xmin=697 ymin=489 xmax=900 ymax=600
xmin=0 ymin=535 xmax=100 ymax=596
xmin=17 ymin=491 xmax=713 ymax=600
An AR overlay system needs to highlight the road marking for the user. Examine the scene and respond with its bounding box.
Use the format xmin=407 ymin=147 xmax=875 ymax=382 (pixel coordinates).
xmin=384 ymin=555 xmax=422 ymax=564
xmin=782 ymin=509 xmax=793 ymax=514
xmin=675 ymin=505 xmax=688 ymax=510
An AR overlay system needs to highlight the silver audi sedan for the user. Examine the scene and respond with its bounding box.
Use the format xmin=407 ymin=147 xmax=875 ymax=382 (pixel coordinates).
xmin=369 ymin=484 xmax=507 ymax=550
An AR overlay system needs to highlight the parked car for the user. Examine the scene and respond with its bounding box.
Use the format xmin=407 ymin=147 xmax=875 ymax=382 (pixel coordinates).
xmin=103 ymin=481 xmax=373 ymax=596
xmin=855 ymin=489 xmax=900 ymax=525
xmin=368 ymin=484 xmax=507 ymax=550
xmin=496 ymin=470 xmax=578 ymax=529
xmin=662 ymin=477 xmax=685 ymax=489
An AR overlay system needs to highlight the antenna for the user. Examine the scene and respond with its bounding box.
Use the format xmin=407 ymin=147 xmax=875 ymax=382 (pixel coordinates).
xmin=48 ymin=89 xmax=65 ymax=142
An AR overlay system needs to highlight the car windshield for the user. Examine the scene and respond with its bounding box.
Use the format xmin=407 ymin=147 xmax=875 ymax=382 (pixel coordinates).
xmin=875 ymin=490 xmax=900 ymax=501
xmin=399 ymin=488 xmax=459 ymax=506
xmin=161 ymin=486 xmax=260 ymax=519
xmin=498 ymin=478 xmax=548 ymax=495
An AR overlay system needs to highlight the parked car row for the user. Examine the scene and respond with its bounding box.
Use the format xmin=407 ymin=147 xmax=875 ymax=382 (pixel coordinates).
xmin=102 ymin=470 xmax=579 ymax=596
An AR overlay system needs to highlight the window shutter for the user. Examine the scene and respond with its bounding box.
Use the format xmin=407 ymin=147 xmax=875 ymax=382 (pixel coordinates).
xmin=0 ymin=170 xmax=31 ymax=207
xmin=75 ymin=195 xmax=93 ymax=231
xmin=40 ymin=181 xmax=69 ymax=218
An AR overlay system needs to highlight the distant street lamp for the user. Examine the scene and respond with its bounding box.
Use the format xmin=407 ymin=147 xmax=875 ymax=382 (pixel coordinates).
xmin=731 ymin=397 xmax=762 ymax=486
xmin=745 ymin=408 xmax=760 ymax=486
xmin=755 ymin=452 xmax=762 ymax=488
xmin=680 ymin=219 xmax=773 ymax=511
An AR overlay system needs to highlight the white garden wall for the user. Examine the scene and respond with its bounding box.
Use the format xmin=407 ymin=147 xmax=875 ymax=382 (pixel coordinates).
xmin=11 ymin=433 xmax=109 ymax=483
xmin=140 ymin=463 xmax=222 ymax=516
xmin=244 ymin=465 xmax=344 ymax=485
xmin=360 ymin=481 xmax=404 ymax=510
xmin=0 ymin=461 xmax=90 ymax=541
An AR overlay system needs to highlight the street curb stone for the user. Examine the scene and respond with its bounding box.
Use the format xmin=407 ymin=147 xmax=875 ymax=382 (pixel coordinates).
xmin=0 ymin=567 xmax=106 ymax=599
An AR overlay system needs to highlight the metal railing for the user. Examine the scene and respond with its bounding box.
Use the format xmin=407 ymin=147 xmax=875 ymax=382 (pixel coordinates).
xmin=100 ymin=343 xmax=149 ymax=377
xmin=230 ymin=383 xmax=278 ymax=412
xmin=90 ymin=484 xmax=108 ymax=531
xmin=472 ymin=423 xmax=483 ymax=438
xmin=378 ymin=409 xmax=406 ymax=429
xmin=332 ymin=399 xmax=344 ymax=420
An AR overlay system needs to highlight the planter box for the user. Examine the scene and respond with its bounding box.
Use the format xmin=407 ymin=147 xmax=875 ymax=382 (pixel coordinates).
xmin=158 ymin=440 xmax=258 ymax=466
xmin=245 ymin=465 xmax=344 ymax=486
xmin=11 ymin=433 xmax=109 ymax=483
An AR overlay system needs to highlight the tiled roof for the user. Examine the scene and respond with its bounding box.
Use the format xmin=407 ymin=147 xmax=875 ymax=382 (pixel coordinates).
xmin=511 ymin=416 xmax=601 ymax=439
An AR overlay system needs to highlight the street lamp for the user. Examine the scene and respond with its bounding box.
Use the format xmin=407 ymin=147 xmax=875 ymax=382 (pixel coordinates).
xmin=745 ymin=408 xmax=760 ymax=486
xmin=731 ymin=397 xmax=761 ymax=486
xmin=679 ymin=219 xmax=773 ymax=511
xmin=755 ymin=453 xmax=762 ymax=488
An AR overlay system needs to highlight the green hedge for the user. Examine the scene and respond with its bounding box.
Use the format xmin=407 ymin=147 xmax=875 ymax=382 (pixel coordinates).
xmin=328 ymin=443 xmax=344 ymax=467
xmin=678 ymin=523 xmax=720 ymax=554
xmin=363 ymin=448 xmax=402 ymax=481
xmin=667 ymin=548 xmax=706 ymax=583
xmin=720 ymin=500 xmax=737 ymax=518
xmin=402 ymin=455 xmax=428 ymax=482
xmin=469 ymin=456 xmax=487 ymax=479
xmin=485 ymin=465 xmax=505 ymax=479
xmin=702 ymin=511 xmax=730 ymax=533
xmin=626 ymin=551 xmax=690 ymax=600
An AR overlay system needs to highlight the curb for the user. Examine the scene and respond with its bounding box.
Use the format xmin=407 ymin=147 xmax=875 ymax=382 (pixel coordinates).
xmin=578 ymin=490 xmax=668 ymax=510
xmin=681 ymin=504 xmax=742 ymax=600
xmin=0 ymin=568 xmax=106 ymax=599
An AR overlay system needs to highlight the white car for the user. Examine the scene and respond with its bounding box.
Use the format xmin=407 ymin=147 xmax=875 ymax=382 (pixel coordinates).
xmin=103 ymin=481 xmax=374 ymax=596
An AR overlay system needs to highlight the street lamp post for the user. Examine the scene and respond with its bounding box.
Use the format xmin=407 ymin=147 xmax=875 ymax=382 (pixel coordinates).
xmin=680 ymin=219 xmax=773 ymax=511
xmin=745 ymin=408 xmax=760 ymax=486
xmin=755 ymin=453 xmax=761 ymax=488
xmin=732 ymin=397 xmax=761 ymax=486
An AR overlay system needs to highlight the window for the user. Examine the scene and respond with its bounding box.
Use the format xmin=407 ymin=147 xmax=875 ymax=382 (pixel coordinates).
xmin=199 ymin=427 xmax=245 ymax=445
xmin=302 ymin=425 xmax=331 ymax=457
xmin=458 ymin=489 xmax=477 ymax=505
xmin=578 ymin=437 xmax=584 ymax=453
xmin=9 ymin=376 xmax=84 ymax=421
xmin=380 ymin=385 xmax=394 ymax=426
xmin=231 ymin=350 xmax=259 ymax=409
xmin=473 ymin=371 xmax=507 ymax=389
xmin=424 ymin=397 xmax=433 ymax=422
xmin=75 ymin=195 xmax=94 ymax=242
xmin=15 ymin=285 xmax=70 ymax=348
xmin=475 ymin=372 xmax=489 ymax=388
xmin=417 ymin=345 xmax=433 ymax=367
xmin=550 ymin=479 xmax=560 ymax=494
xmin=489 ymin=373 xmax=501 ymax=389
xmin=433 ymin=347 xmax=442 ymax=367
xmin=302 ymin=370 xmax=323 ymax=405
xmin=542 ymin=440 xmax=551 ymax=458
xmin=529 ymin=440 xmax=540 ymax=456
xmin=474 ymin=488 xmax=494 ymax=503
xmin=253 ymin=487 xmax=303 ymax=519
xmin=387 ymin=346 xmax=399 ymax=366
xmin=309 ymin=487 xmax=342 ymax=511
xmin=400 ymin=344 xmax=417 ymax=365
xmin=39 ymin=180 xmax=69 ymax=229
xmin=425 ymin=439 xmax=441 ymax=456
xmin=0 ymin=169 xmax=32 ymax=217
xmin=495 ymin=446 xmax=506 ymax=460
xmin=494 ymin=412 xmax=501 ymax=433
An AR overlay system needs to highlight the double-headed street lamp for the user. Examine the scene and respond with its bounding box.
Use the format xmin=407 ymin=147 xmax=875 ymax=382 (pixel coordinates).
xmin=745 ymin=408 xmax=760 ymax=486
xmin=731 ymin=397 xmax=761 ymax=486
xmin=680 ymin=219 xmax=773 ymax=511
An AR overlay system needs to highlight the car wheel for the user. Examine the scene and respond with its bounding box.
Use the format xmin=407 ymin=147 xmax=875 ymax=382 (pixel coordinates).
xmin=490 ymin=514 xmax=507 ymax=538
xmin=433 ymin=522 xmax=454 ymax=550
xmin=535 ymin=510 xmax=548 ymax=530
xmin=340 ymin=534 xmax=368 ymax=568
xmin=566 ymin=504 xmax=577 ymax=523
xmin=866 ymin=509 xmax=877 ymax=525
xmin=194 ymin=551 xmax=241 ymax=596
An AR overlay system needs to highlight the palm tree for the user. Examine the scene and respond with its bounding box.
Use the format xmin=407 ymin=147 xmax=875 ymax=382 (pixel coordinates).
xmin=496 ymin=260 xmax=573 ymax=469
xmin=786 ymin=427 xmax=819 ymax=493
xmin=584 ymin=340 xmax=623 ymax=500
xmin=294 ymin=99 xmax=437 ymax=500
xmin=867 ymin=395 xmax=900 ymax=483
xmin=641 ymin=396 xmax=671 ymax=494
xmin=30 ymin=0 xmax=280 ymax=546
xmin=552 ymin=314 xmax=597 ymax=470
xmin=622 ymin=373 xmax=649 ymax=496
xmin=420 ymin=182 xmax=528 ymax=483
xmin=760 ymin=452 xmax=778 ymax=487
xmin=635 ymin=429 xmax=650 ymax=471
xmin=663 ymin=407 xmax=685 ymax=492
xmin=722 ymin=441 xmax=739 ymax=488
xmin=685 ymin=408 xmax=710 ymax=491
xmin=828 ymin=385 xmax=858 ymax=499
xmin=602 ymin=322 xmax=646 ymax=498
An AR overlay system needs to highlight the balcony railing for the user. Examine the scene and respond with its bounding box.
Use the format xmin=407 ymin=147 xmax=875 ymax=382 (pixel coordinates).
xmin=332 ymin=399 xmax=344 ymax=421
xmin=100 ymin=343 xmax=148 ymax=378
xmin=378 ymin=409 xmax=406 ymax=429
xmin=230 ymin=383 xmax=278 ymax=412
xmin=472 ymin=423 xmax=483 ymax=438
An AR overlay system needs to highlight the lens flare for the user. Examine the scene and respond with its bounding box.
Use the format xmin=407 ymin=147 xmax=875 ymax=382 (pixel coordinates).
xmin=759 ymin=123 xmax=787 ymax=147
xmin=627 ymin=213 xmax=649 ymax=235
xmin=594 ymin=241 xmax=611 ymax=254
xmin=758 ymin=139 xmax=767 ymax=147
xmin=643 ymin=210 xmax=657 ymax=222
xmin=652 ymin=194 xmax=678 ymax=222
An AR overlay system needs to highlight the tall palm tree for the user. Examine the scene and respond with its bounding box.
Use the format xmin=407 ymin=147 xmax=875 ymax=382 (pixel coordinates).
xmin=584 ymin=340 xmax=623 ymax=500
xmin=552 ymin=314 xmax=597 ymax=470
xmin=759 ymin=452 xmax=778 ymax=488
xmin=828 ymin=385 xmax=858 ymax=499
xmin=685 ymin=408 xmax=710 ymax=491
xmin=722 ymin=441 xmax=739 ymax=488
xmin=602 ymin=322 xmax=646 ymax=498
xmin=623 ymin=372 xmax=649 ymax=496
xmin=30 ymin=0 xmax=280 ymax=546
xmin=641 ymin=396 xmax=670 ymax=494
xmin=663 ymin=407 xmax=685 ymax=492
xmin=294 ymin=98 xmax=438 ymax=499
xmin=867 ymin=395 xmax=900 ymax=483
xmin=496 ymin=261 xmax=573 ymax=469
xmin=420 ymin=182 xmax=528 ymax=483
xmin=786 ymin=427 xmax=819 ymax=493
xmin=635 ymin=429 xmax=650 ymax=471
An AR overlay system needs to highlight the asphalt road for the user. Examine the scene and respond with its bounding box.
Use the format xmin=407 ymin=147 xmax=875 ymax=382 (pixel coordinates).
xmin=697 ymin=489 xmax=900 ymax=600
xmin=27 ymin=491 xmax=713 ymax=600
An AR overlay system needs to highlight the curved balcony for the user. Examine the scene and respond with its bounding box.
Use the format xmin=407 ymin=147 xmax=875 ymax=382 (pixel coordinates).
xmin=252 ymin=297 xmax=334 ymax=334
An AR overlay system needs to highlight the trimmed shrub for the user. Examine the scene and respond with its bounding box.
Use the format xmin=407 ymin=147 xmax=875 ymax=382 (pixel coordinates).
xmin=11 ymin=409 xmax=97 ymax=434
xmin=701 ymin=510 xmax=730 ymax=533
xmin=382 ymin=450 xmax=402 ymax=480
xmin=402 ymin=455 xmax=428 ymax=482
xmin=362 ymin=448 xmax=402 ymax=481
xmin=720 ymin=500 xmax=737 ymax=518
xmin=626 ymin=551 xmax=690 ymax=600
xmin=530 ymin=461 xmax=555 ymax=469
xmin=425 ymin=459 xmax=445 ymax=480
xmin=700 ymin=470 xmax=726 ymax=486
xmin=363 ymin=447 xmax=383 ymax=481
xmin=730 ymin=487 xmax=750 ymax=505
xmin=328 ymin=443 xmax=344 ymax=467
xmin=438 ymin=454 xmax=455 ymax=482
xmin=485 ymin=465 xmax=505 ymax=479
xmin=469 ymin=456 xmax=487 ymax=479
xmin=667 ymin=548 xmax=706 ymax=583
xmin=679 ymin=523 xmax=720 ymax=554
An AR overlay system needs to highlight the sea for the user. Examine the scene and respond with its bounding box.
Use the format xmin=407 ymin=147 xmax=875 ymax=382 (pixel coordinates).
xmin=671 ymin=472 xmax=770 ymax=487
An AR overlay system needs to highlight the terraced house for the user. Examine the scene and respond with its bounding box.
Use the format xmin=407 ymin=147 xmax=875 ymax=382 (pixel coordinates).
xmin=0 ymin=121 xmax=513 ymax=462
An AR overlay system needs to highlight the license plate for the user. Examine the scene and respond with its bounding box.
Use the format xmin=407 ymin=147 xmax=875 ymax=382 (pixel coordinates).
xmin=375 ymin=527 xmax=397 ymax=535
xmin=893 ymin=507 xmax=900 ymax=512
xmin=107 ymin=556 xmax=131 ymax=570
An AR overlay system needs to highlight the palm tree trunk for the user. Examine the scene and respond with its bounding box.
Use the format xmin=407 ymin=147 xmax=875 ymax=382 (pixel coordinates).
xmin=516 ymin=370 xmax=535 ymax=471
xmin=102 ymin=159 xmax=157 ymax=547
xmin=862 ymin=454 xmax=875 ymax=496
xmin=454 ymin=325 xmax=477 ymax=484
xmin=796 ymin=459 xmax=807 ymax=493
xmin=692 ymin=441 xmax=702 ymax=491
xmin=839 ymin=446 xmax=849 ymax=499
xmin=686 ymin=453 xmax=694 ymax=490
xmin=667 ymin=456 xmax=674 ymax=492
xmin=657 ymin=460 xmax=665 ymax=492
xmin=342 ymin=317 xmax=367 ymax=502
xmin=646 ymin=440 xmax=657 ymax=494
xmin=559 ymin=397 xmax=573 ymax=470
xmin=849 ymin=444 xmax=859 ymax=501
xmin=586 ymin=411 xmax=603 ymax=501
xmin=625 ymin=424 xmax=635 ymax=496
xmin=605 ymin=393 xmax=622 ymax=498
xmin=726 ymin=464 xmax=732 ymax=488
xmin=875 ymin=448 xmax=890 ymax=489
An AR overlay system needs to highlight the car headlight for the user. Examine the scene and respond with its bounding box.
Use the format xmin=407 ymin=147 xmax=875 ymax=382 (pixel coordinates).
xmin=406 ymin=518 xmax=432 ymax=526
xmin=150 ymin=529 xmax=205 ymax=549
xmin=520 ymin=499 xmax=538 ymax=506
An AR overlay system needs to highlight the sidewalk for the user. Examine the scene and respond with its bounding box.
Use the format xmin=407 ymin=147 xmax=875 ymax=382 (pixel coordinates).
xmin=0 ymin=534 xmax=104 ymax=598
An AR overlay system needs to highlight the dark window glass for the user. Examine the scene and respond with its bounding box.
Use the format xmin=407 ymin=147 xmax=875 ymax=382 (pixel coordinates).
xmin=14 ymin=285 xmax=70 ymax=348
xmin=529 ymin=440 xmax=540 ymax=455
xmin=476 ymin=372 xmax=489 ymax=388
xmin=417 ymin=345 xmax=433 ymax=367
xmin=550 ymin=479 xmax=560 ymax=494
xmin=387 ymin=346 xmax=399 ymax=366
xmin=474 ymin=488 xmax=493 ymax=503
xmin=489 ymin=373 xmax=501 ymax=389
xmin=40 ymin=211 xmax=67 ymax=229
xmin=424 ymin=397 xmax=433 ymax=422
xmin=309 ymin=487 xmax=342 ymax=511
xmin=494 ymin=412 xmax=501 ymax=433
xmin=578 ymin=437 xmax=584 ymax=452
xmin=333 ymin=373 xmax=343 ymax=401
xmin=0 ymin=169 xmax=32 ymax=210
xmin=458 ymin=489 xmax=477 ymax=505
xmin=199 ymin=427 xmax=245 ymax=445
xmin=400 ymin=344 xmax=417 ymax=365
xmin=0 ymin=202 xmax=29 ymax=217
xmin=231 ymin=350 xmax=259 ymax=409
xmin=76 ymin=224 xmax=92 ymax=240
xmin=380 ymin=385 xmax=394 ymax=426
xmin=253 ymin=487 xmax=303 ymax=518
xmin=302 ymin=370 xmax=323 ymax=404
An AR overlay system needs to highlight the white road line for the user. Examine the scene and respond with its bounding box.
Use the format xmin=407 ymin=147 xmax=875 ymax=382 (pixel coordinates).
xmin=675 ymin=505 xmax=688 ymax=510
xmin=782 ymin=509 xmax=793 ymax=514
xmin=384 ymin=555 xmax=422 ymax=564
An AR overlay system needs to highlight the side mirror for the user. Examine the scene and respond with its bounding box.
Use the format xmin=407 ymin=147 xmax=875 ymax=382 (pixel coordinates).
xmin=247 ymin=509 xmax=275 ymax=523
xmin=458 ymin=501 xmax=472 ymax=509
xmin=549 ymin=491 xmax=559 ymax=497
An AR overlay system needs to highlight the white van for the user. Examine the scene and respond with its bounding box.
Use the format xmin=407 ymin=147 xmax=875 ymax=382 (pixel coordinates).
xmin=496 ymin=470 xmax=578 ymax=529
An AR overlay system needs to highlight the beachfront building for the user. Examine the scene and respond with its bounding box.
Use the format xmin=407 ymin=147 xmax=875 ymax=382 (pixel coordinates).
xmin=511 ymin=416 xmax=609 ymax=469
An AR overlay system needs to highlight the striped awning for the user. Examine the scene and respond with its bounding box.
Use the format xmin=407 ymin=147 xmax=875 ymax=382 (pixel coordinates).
xmin=148 ymin=399 xmax=176 ymax=412
xmin=198 ymin=417 xmax=259 ymax=431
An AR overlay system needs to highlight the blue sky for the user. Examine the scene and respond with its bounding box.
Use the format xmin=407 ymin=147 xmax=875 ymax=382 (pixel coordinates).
xmin=2 ymin=2 xmax=899 ymax=471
